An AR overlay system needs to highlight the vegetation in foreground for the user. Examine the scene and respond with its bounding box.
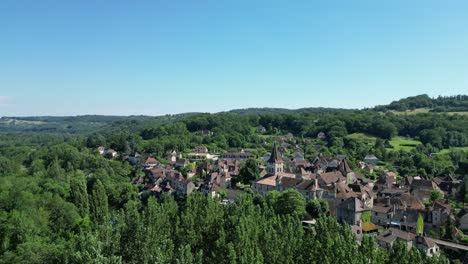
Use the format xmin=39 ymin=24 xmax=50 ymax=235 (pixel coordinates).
xmin=1 ymin=94 xmax=467 ymax=263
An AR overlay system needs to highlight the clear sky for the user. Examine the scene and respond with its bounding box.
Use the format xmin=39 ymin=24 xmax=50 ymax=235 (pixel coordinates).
xmin=1 ymin=0 xmax=467 ymax=116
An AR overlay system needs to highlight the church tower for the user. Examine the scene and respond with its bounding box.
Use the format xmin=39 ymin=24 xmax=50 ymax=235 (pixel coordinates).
xmin=267 ymin=143 xmax=283 ymax=175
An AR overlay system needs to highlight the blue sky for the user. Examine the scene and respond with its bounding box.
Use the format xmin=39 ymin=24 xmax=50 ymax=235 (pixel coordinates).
xmin=1 ymin=0 xmax=467 ymax=116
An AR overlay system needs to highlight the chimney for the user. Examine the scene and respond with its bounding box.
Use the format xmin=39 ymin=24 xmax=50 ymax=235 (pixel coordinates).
xmin=275 ymin=175 xmax=281 ymax=186
xmin=416 ymin=235 xmax=423 ymax=243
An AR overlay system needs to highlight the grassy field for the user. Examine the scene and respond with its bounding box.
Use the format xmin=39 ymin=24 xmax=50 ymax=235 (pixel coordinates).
xmin=387 ymin=108 xmax=468 ymax=116
xmin=388 ymin=108 xmax=431 ymax=115
xmin=387 ymin=136 xmax=422 ymax=151
xmin=437 ymin=147 xmax=468 ymax=155
xmin=446 ymin=111 xmax=468 ymax=116
xmin=0 ymin=118 xmax=47 ymax=125
xmin=345 ymin=133 xmax=377 ymax=145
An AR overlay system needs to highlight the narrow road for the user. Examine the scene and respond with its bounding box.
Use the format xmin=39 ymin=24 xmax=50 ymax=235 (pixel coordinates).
xmin=432 ymin=238 xmax=468 ymax=251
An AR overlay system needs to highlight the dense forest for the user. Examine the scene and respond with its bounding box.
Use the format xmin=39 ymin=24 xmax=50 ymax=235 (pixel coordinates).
xmin=1 ymin=95 xmax=467 ymax=263
xmin=373 ymin=94 xmax=468 ymax=112
xmin=0 ymin=134 xmax=450 ymax=263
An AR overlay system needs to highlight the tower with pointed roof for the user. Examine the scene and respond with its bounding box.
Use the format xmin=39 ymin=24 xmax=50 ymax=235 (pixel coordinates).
xmin=267 ymin=143 xmax=283 ymax=176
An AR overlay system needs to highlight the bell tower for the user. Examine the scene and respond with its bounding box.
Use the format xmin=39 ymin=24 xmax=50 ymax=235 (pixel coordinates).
xmin=267 ymin=143 xmax=283 ymax=175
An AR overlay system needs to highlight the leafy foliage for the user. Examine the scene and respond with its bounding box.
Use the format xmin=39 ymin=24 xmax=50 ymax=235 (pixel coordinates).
xmin=1 ymin=95 xmax=466 ymax=262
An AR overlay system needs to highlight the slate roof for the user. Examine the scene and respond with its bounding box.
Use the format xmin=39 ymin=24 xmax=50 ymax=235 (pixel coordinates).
xmin=417 ymin=236 xmax=437 ymax=248
xmin=337 ymin=197 xmax=369 ymax=212
xmin=377 ymin=228 xmax=416 ymax=243
xmin=372 ymin=205 xmax=392 ymax=214
xmin=339 ymin=158 xmax=352 ymax=174
xmin=280 ymin=177 xmax=303 ymax=188
xmin=411 ymin=179 xmax=438 ymax=190
xmin=267 ymin=143 xmax=282 ymax=163
xmin=295 ymin=179 xmax=316 ymax=191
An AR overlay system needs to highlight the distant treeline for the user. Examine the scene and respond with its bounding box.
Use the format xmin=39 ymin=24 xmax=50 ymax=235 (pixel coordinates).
xmin=228 ymin=107 xmax=352 ymax=115
xmin=373 ymin=94 xmax=468 ymax=112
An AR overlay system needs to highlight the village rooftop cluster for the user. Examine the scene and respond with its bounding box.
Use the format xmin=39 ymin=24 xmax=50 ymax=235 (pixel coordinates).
xmin=97 ymin=130 xmax=468 ymax=257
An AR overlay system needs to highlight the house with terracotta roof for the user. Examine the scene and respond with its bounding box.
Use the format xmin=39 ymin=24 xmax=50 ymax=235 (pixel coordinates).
xmin=277 ymin=176 xmax=303 ymax=192
xmin=145 ymin=157 xmax=159 ymax=169
xmin=349 ymin=184 xmax=376 ymax=208
xmin=317 ymin=171 xmax=346 ymax=187
xmin=252 ymin=175 xmax=278 ymax=196
xmin=295 ymin=178 xmax=321 ymax=200
xmin=292 ymin=159 xmax=309 ymax=168
xmin=148 ymin=167 xmax=166 ymax=182
xmin=334 ymin=182 xmax=357 ymax=201
xmin=374 ymin=172 xmax=398 ymax=193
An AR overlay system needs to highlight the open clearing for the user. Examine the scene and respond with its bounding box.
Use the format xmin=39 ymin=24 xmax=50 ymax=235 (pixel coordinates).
xmin=387 ymin=137 xmax=422 ymax=151
xmin=446 ymin=112 xmax=468 ymax=116
xmin=387 ymin=108 xmax=468 ymax=116
xmin=437 ymin=147 xmax=468 ymax=155
xmin=388 ymin=108 xmax=431 ymax=115
xmin=345 ymin=133 xmax=377 ymax=145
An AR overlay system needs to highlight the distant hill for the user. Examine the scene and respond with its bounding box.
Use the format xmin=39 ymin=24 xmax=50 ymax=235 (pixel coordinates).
xmin=373 ymin=94 xmax=468 ymax=112
xmin=2 ymin=94 xmax=467 ymax=134
xmin=0 ymin=114 xmax=195 ymax=134
xmin=227 ymin=107 xmax=352 ymax=115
